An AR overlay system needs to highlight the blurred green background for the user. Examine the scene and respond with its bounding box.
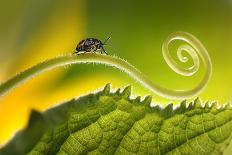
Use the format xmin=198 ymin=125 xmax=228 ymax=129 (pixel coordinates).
xmin=0 ymin=0 xmax=232 ymax=152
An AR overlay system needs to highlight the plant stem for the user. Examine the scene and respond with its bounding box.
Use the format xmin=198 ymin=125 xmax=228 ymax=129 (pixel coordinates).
xmin=0 ymin=31 xmax=212 ymax=100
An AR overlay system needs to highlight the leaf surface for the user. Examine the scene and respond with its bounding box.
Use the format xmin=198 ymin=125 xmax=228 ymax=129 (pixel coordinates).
xmin=1 ymin=84 xmax=232 ymax=155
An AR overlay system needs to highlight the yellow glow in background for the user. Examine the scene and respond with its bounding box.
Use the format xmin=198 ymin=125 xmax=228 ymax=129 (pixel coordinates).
xmin=0 ymin=0 xmax=232 ymax=152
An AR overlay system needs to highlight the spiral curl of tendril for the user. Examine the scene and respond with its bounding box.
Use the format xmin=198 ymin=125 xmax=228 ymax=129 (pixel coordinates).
xmin=0 ymin=31 xmax=212 ymax=100
xmin=160 ymin=31 xmax=212 ymax=98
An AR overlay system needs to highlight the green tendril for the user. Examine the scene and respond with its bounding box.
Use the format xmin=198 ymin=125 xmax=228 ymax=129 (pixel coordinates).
xmin=0 ymin=31 xmax=212 ymax=100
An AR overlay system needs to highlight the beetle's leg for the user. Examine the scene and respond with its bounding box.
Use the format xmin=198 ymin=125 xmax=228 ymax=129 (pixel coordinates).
xmin=73 ymin=51 xmax=80 ymax=55
xmin=100 ymin=49 xmax=103 ymax=54
xmin=102 ymin=48 xmax=108 ymax=55
xmin=86 ymin=48 xmax=92 ymax=53
xmin=73 ymin=50 xmax=85 ymax=55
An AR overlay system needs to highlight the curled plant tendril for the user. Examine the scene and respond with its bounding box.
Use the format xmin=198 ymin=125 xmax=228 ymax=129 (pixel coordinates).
xmin=161 ymin=31 xmax=212 ymax=98
xmin=0 ymin=31 xmax=212 ymax=100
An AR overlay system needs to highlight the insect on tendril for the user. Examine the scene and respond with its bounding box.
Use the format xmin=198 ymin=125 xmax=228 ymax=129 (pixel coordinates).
xmin=0 ymin=31 xmax=212 ymax=100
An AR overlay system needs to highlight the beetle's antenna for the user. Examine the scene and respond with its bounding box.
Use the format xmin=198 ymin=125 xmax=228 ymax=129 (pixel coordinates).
xmin=103 ymin=43 xmax=117 ymax=52
xmin=103 ymin=36 xmax=111 ymax=45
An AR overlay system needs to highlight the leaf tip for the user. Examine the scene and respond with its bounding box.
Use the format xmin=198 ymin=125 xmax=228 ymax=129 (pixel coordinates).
xmin=161 ymin=103 xmax=174 ymax=117
xmin=194 ymin=97 xmax=202 ymax=108
xmin=133 ymin=96 xmax=141 ymax=103
xmin=103 ymin=83 xmax=111 ymax=95
xmin=115 ymin=88 xmax=121 ymax=95
xmin=121 ymin=85 xmax=131 ymax=98
xmin=180 ymin=100 xmax=187 ymax=109
xmin=142 ymin=95 xmax=152 ymax=106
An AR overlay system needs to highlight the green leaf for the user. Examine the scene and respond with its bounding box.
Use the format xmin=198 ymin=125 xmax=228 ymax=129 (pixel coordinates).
xmin=1 ymin=85 xmax=232 ymax=155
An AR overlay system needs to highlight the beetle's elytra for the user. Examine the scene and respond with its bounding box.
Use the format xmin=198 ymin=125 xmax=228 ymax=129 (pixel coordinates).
xmin=74 ymin=37 xmax=110 ymax=55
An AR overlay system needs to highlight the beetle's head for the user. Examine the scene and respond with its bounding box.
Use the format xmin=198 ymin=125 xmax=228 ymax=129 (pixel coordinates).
xmin=76 ymin=46 xmax=82 ymax=51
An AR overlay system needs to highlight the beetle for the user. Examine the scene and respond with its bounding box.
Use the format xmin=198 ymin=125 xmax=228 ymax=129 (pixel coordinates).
xmin=73 ymin=37 xmax=110 ymax=55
